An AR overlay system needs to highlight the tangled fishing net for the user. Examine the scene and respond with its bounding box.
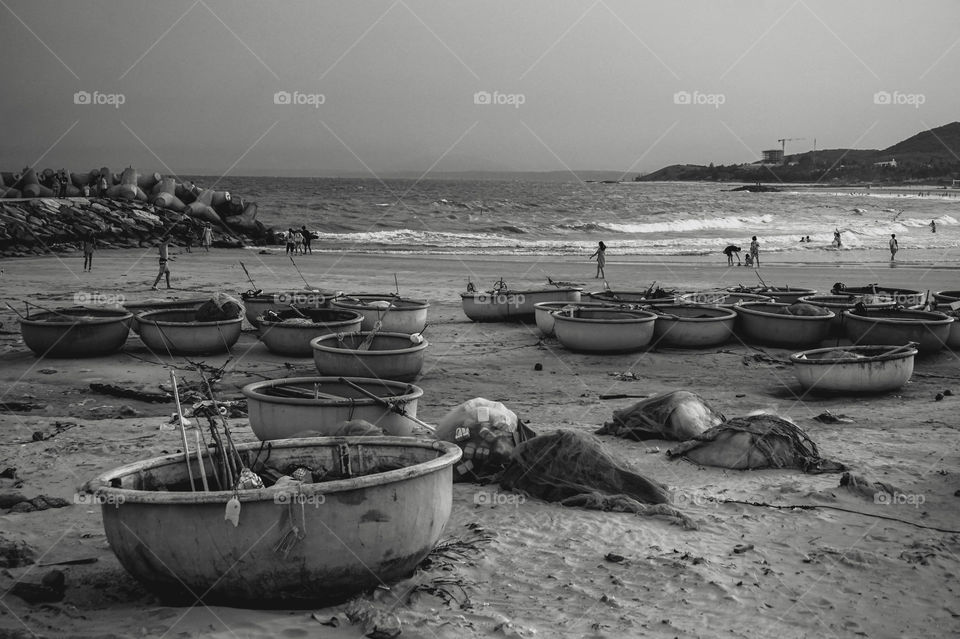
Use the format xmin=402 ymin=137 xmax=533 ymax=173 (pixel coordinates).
xmin=195 ymin=292 xmax=244 ymax=322
xmin=667 ymin=414 xmax=846 ymax=473
xmin=596 ymin=390 xmax=724 ymax=441
xmin=499 ymin=430 xmax=695 ymax=528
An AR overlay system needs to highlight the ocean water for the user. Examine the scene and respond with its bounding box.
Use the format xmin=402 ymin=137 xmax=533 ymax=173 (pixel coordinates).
xmin=198 ymin=176 xmax=959 ymax=257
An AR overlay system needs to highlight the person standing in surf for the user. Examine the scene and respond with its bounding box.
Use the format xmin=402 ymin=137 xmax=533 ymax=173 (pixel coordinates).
xmin=749 ymin=236 xmax=760 ymax=267
xmin=889 ymin=234 xmax=898 ymax=261
xmin=590 ymin=241 xmax=606 ymax=279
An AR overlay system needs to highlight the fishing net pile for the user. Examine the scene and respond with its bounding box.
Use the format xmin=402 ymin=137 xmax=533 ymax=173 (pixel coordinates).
xmin=596 ymin=390 xmax=724 ymax=441
xmin=499 ymin=431 xmax=695 ymax=528
xmin=777 ymin=303 xmax=831 ymax=316
xmin=667 ymin=414 xmax=846 ymax=473
xmin=195 ymin=292 xmax=244 ymax=322
xmin=435 ymin=398 xmax=535 ymax=482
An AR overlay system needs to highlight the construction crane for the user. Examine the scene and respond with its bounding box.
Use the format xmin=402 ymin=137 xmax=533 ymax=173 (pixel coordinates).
xmin=777 ymin=137 xmax=805 ymax=163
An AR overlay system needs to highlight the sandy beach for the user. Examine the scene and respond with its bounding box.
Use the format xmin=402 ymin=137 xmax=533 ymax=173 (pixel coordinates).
xmin=1 ymin=247 xmax=959 ymax=639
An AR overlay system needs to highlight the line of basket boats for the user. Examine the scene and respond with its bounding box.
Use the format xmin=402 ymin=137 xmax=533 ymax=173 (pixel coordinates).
xmin=19 ymin=282 xmax=959 ymax=607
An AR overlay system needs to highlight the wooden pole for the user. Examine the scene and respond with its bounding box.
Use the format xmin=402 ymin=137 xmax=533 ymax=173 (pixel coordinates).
xmin=170 ymin=371 xmax=196 ymax=491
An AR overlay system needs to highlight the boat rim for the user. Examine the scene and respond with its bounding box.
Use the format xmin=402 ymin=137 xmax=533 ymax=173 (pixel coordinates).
xmin=333 ymin=294 xmax=430 ymax=309
xmin=310 ymin=331 xmax=429 ymax=354
xmin=461 ymin=287 xmax=582 ymax=299
xmin=790 ymin=344 xmax=919 ymax=365
xmin=242 ymin=376 xmax=423 ymax=405
xmin=842 ymin=309 xmax=954 ymax=325
xmin=85 ymin=436 xmax=461 ymax=505
xmin=135 ymin=309 xmax=243 ymax=327
xmin=20 ymin=307 xmax=133 ymax=326
xmin=551 ymin=309 xmax=657 ymax=323
xmin=735 ymin=302 xmax=835 ymax=321
xmin=645 ymin=305 xmax=737 ymax=321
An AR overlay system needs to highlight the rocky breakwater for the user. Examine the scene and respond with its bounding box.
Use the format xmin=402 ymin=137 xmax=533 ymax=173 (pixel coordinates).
xmin=0 ymin=197 xmax=270 ymax=258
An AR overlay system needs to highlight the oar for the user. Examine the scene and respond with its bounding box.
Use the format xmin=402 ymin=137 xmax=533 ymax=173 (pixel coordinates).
xmin=337 ymin=377 xmax=436 ymax=433
xmin=239 ymin=261 xmax=259 ymax=292
xmin=876 ymin=343 xmax=918 ymax=357
xmin=170 ymin=371 xmax=196 ymax=492
xmin=288 ymin=256 xmax=313 ymax=289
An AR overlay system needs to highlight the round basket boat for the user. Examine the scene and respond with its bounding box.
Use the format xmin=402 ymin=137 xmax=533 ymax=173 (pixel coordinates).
xmin=734 ymin=302 xmax=834 ymax=348
xmin=258 ymin=308 xmax=364 ymax=357
xmin=461 ymin=287 xmax=581 ymax=322
xmin=242 ymin=290 xmax=339 ymax=328
xmin=933 ymin=290 xmax=960 ymax=304
xmin=728 ymin=287 xmax=816 ymax=304
xmin=311 ymin=332 xmax=428 ymax=382
xmin=533 ymin=300 xmax=613 ymax=337
xmin=679 ymin=291 xmax=774 ymax=307
xmin=790 ymin=344 xmax=918 ymax=394
xmin=648 ymin=305 xmax=736 ymax=348
xmin=843 ymin=308 xmax=953 ymax=354
xmin=136 ymin=309 xmax=242 ymax=355
xmin=82 ymin=436 xmax=461 ymax=607
xmin=552 ymin=308 xmax=657 ymax=353
xmin=798 ymin=295 xmax=896 ymax=333
xmin=331 ymin=295 xmax=429 ymax=334
xmin=20 ymin=308 xmax=132 ymax=358
xmin=243 ymin=377 xmax=424 ymax=438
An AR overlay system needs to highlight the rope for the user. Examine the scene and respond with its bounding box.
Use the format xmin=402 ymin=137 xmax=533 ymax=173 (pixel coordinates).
xmin=721 ymin=499 xmax=960 ymax=533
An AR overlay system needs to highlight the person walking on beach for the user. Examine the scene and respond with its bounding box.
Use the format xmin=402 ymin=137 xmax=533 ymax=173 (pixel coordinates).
xmin=833 ymin=229 xmax=842 ymax=248
xmin=301 ymin=225 xmax=312 ymax=254
xmin=201 ymin=223 xmax=213 ymax=252
xmin=749 ymin=236 xmax=760 ymax=267
xmin=889 ymin=234 xmax=898 ymax=261
xmin=590 ymin=241 xmax=606 ymax=279
xmin=81 ymin=231 xmax=95 ymax=272
xmin=151 ymin=238 xmax=173 ymax=290
xmin=723 ymin=244 xmax=742 ymax=266
xmin=931 ymin=220 xmax=937 ymax=233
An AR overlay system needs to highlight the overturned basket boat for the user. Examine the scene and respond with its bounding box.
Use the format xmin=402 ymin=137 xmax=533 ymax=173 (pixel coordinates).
xmin=83 ymin=437 xmax=461 ymax=607
xmin=843 ymin=308 xmax=953 ymax=354
xmin=242 ymin=376 xmax=424 ymax=438
xmin=19 ymin=307 xmax=132 ymax=358
xmin=790 ymin=344 xmax=918 ymax=393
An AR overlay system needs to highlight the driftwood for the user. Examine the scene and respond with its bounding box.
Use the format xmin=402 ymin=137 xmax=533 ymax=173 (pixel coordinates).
xmin=89 ymin=382 xmax=171 ymax=403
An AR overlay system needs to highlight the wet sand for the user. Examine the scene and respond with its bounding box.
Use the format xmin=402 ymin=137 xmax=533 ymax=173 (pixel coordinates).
xmin=1 ymin=248 xmax=958 ymax=638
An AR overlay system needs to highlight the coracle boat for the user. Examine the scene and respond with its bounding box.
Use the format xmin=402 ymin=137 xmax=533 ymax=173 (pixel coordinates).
xmin=552 ymin=308 xmax=657 ymax=353
xmin=790 ymin=344 xmax=918 ymax=394
xmin=798 ymin=294 xmax=896 ymax=333
xmin=243 ymin=377 xmax=424 ymax=438
xmin=19 ymin=307 xmax=132 ymax=358
xmin=679 ymin=291 xmax=774 ymax=307
xmin=136 ymin=309 xmax=242 ymax=355
xmin=727 ymin=286 xmax=816 ymax=304
xmin=311 ymin=331 xmax=427 ymax=381
xmin=258 ymin=308 xmax=363 ymax=357
xmin=533 ymin=301 xmax=613 ymax=337
xmin=331 ymin=294 xmax=429 ymax=334
xmin=843 ymin=308 xmax=953 ymax=354
xmin=242 ymin=289 xmax=339 ymax=328
xmin=734 ymin=302 xmax=834 ymax=348
xmin=83 ymin=436 xmax=461 ymax=607
xmin=583 ymin=288 xmax=680 ymax=305
xmin=461 ymin=281 xmax=582 ymax=322
xmin=832 ymin=283 xmax=924 ymax=306
xmin=647 ymin=305 xmax=736 ymax=348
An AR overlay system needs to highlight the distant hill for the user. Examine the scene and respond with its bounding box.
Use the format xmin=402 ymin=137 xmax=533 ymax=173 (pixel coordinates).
xmin=637 ymin=122 xmax=960 ymax=185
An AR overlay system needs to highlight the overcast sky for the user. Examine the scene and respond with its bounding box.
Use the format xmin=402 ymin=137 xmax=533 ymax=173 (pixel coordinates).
xmin=2 ymin=0 xmax=958 ymax=177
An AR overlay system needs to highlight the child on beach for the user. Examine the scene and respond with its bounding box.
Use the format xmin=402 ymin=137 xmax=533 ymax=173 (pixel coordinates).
xmin=723 ymin=244 xmax=741 ymax=266
xmin=889 ymin=234 xmax=898 ymax=261
xmin=749 ymin=236 xmax=760 ymax=267
xmin=590 ymin=241 xmax=606 ymax=279
xmin=151 ymin=239 xmax=173 ymax=290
